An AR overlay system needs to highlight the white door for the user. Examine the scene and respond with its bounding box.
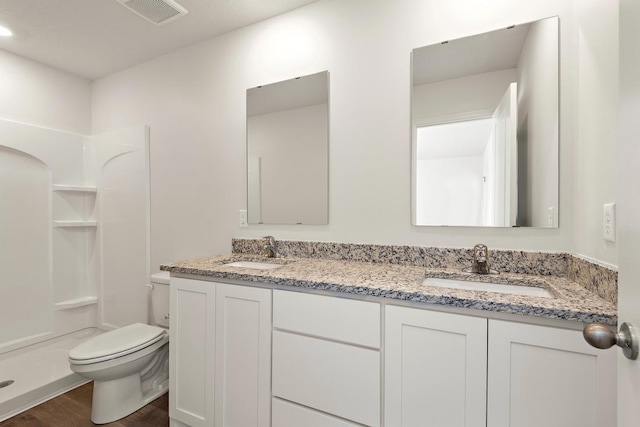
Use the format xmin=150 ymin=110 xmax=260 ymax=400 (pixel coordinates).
xmin=491 ymin=82 xmax=518 ymax=227
xmin=617 ymin=0 xmax=640 ymax=424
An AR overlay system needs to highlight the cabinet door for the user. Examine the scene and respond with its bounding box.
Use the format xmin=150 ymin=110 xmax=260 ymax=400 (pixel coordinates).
xmin=487 ymin=319 xmax=616 ymax=427
xmin=214 ymin=284 xmax=272 ymax=427
xmin=385 ymin=306 xmax=488 ymax=427
xmin=169 ymin=277 xmax=216 ymax=427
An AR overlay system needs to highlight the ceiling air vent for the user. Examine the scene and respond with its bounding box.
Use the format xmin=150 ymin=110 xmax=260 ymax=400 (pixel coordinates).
xmin=117 ymin=0 xmax=188 ymax=25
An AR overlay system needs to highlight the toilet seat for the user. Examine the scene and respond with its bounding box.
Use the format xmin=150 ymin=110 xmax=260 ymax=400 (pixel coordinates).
xmin=69 ymin=323 xmax=166 ymax=365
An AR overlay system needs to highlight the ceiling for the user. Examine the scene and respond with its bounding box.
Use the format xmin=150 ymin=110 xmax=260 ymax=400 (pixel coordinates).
xmin=247 ymin=71 xmax=328 ymax=117
xmin=412 ymin=22 xmax=531 ymax=87
xmin=0 ymin=0 xmax=321 ymax=80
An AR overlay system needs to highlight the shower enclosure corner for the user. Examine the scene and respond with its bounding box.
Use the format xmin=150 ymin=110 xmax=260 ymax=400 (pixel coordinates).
xmin=0 ymin=119 xmax=150 ymax=355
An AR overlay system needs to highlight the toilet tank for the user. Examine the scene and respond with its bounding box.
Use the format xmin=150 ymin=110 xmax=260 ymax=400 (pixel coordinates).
xmin=151 ymin=271 xmax=170 ymax=328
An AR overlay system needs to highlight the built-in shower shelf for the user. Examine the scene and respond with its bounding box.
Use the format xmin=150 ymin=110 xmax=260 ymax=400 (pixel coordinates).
xmin=54 ymin=296 xmax=98 ymax=310
xmin=52 ymin=185 xmax=97 ymax=193
xmin=53 ymin=220 xmax=97 ymax=228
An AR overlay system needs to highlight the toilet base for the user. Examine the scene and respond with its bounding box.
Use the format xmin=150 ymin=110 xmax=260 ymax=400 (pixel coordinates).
xmin=91 ymin=374 xmax=169 ymax=424
xmin=87 ymin=342 xmax=170 ymax=424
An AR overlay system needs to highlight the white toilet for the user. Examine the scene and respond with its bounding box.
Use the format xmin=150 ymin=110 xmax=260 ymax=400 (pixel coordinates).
xmin=69 ymin=272 xmax=171 ymax=424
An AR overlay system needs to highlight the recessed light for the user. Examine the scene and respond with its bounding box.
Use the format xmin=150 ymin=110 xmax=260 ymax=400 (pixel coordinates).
xmin=0 ymin=25 xmax=13 ymax=37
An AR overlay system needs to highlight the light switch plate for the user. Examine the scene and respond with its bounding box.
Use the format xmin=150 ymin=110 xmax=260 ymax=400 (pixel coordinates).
xmin=239 ymin=209 xmax=248 ymax=227
xmin=603 ymin=203 xmax=616 ymax=242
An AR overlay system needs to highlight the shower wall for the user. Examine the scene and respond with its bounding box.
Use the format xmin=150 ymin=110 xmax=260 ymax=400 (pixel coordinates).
xmin=0 ymin=119 xmax=149 ymax=355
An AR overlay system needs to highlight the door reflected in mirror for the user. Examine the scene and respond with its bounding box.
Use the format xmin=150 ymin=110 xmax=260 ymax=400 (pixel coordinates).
xmin=247 ymin=71 xmax=329 ymax=225
xmin=411 ymin=16 xmax=559 ymax=228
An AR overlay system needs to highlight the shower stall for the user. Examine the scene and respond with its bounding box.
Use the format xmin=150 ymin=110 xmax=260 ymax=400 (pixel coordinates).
xmin=0 ymin=118 xmax=150 ymax=420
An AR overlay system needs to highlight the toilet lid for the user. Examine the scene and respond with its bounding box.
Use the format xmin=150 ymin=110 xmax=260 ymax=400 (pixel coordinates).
xmin=69 ymin=323 xmax=165 ymax=361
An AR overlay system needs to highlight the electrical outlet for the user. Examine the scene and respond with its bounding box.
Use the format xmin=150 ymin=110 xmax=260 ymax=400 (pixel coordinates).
xmin=239 ymin=209 xmax=248 ymax=227
xmin=603 ymin=203 xmax=616 ymax=242
xmin=547 ymin=207 xmax=554 ymax=227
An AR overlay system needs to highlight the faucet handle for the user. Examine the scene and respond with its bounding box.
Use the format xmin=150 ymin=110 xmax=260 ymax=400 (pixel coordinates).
xmin=263 ymin=235 xmax=275 ymax=245
xmin=471 ymin=243 xmax=491 ymax=274
xmin=473 ymin=243 xmax=489 ymax=262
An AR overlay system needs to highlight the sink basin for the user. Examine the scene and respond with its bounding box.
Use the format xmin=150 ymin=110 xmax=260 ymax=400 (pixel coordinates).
xmin=423 ymin=277 xmax=553 ymax=298
xmin=223 ymin=261 xmax=284 ymax=270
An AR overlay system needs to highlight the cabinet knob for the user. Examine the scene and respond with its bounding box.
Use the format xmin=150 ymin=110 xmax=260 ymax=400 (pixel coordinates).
xmin=583 ymin=322 xmax=638 ymax=360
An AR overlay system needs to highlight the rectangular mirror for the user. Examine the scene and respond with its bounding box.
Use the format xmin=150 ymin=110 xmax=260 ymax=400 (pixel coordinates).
xmin=411 ymin=17 xmax=559 ymax=227
xmin=247 ymin=71 xmax=329 ymax=225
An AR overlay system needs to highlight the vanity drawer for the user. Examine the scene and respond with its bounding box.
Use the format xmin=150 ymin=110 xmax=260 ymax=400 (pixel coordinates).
xmin=272 ymin=330 xmax=380 ymax=427
xmin=273 ymin=290 xmax=380 ymax=348
xmin=272 ymin=398 xmax=362 ymax=427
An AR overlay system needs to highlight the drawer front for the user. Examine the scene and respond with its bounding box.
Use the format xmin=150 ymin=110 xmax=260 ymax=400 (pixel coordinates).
xmin=272 ymin=330 xmax=380 ymax=427
xmin=272 ymin=398 xmax=361 ymax=427
xmin=273 ymin=290 xmax=380 ymax=348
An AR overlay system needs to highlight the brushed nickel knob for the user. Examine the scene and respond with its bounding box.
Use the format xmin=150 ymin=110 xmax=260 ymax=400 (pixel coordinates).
xmin=583 ymin=322 xmax=638 ymax=360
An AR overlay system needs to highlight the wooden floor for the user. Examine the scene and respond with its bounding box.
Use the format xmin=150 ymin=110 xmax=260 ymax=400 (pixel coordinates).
xmin=0 ymin=382 xmax=169 ymax=427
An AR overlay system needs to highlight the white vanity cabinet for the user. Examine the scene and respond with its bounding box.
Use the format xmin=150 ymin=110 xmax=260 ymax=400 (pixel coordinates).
xmin=169 ymin=276 xmax=616 ymax=427
xmin=169 ymin=277 xmax=272 ymax=427
xmin=384 ymin=305 xmax=488 ymax=427
xmin=487 ymin=319 xmax=616 ymax=427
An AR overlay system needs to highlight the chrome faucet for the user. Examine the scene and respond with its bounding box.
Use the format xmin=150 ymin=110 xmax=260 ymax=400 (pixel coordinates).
xmin=263 ymin=236 xmax=278 ymax=258
xmin=469 ymin=243 xmax=492 ymax=275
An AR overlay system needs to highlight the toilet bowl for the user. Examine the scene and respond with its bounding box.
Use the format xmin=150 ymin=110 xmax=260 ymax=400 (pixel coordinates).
xmin=68 ymin=272 xmax=171 ymax=424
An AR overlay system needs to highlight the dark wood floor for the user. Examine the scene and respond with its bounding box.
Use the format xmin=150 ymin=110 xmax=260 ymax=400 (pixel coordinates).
xmin=0 ymin=382 xmax=169 ymax=427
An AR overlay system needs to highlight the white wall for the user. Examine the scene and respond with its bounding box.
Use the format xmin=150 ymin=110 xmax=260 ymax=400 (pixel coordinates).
xmin=90 ymin=0 xmax=618 ymax=269
xmin=516 ymin=18 xmax=559 ymax=228
xmin=573 ymin=0 xmax=618 ymax=266
xmin=0 ymin=49 xmax=91 ymax=134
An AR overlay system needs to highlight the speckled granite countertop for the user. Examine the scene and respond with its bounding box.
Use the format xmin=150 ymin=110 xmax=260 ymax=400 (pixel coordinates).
xmin=161 ymin=253 xmax=617 ymax=326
